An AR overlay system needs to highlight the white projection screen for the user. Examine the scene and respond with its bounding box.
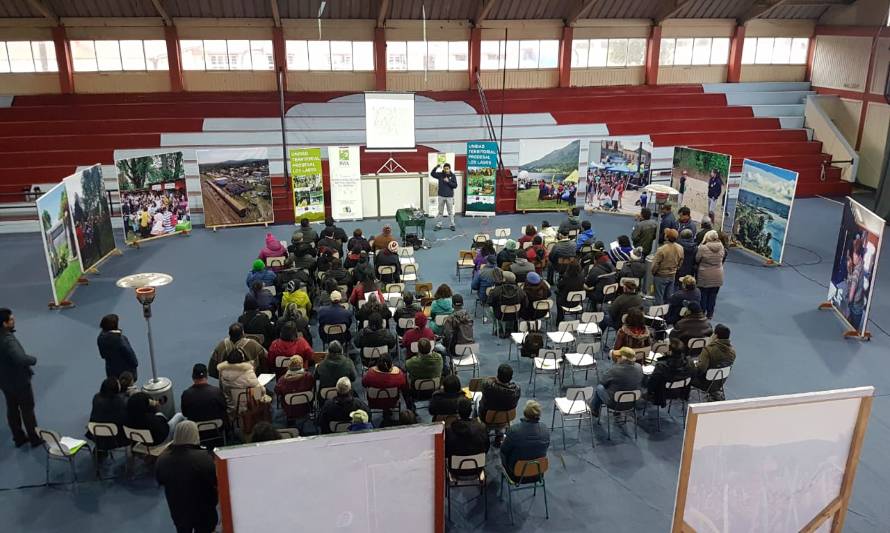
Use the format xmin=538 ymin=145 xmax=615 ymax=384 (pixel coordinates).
xmin=364 ymin=92 xmax=416 ymax=151
xmin=215 ymin=424 xmax=444 ymax=533
xmin=672 ymin=387 xmax=874 ymax=533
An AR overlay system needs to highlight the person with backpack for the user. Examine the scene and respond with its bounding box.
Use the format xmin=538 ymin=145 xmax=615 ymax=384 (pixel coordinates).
xmin=442 ymin=295 xmax=474 ymax=356
xmin=487 ymin=271 xmax=527 ymax=337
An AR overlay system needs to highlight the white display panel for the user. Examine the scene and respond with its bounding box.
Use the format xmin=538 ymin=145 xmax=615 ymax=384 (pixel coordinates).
xmin=217 ymin=424 xmax=442 ymax=533
xmin=328 ymin=145 xmax=363 ymax=221
xmin=364 ymin=92 xmax=416 ymax=151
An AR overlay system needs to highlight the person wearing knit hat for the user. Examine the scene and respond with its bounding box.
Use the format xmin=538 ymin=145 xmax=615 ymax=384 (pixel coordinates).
xmin=651 ymin=225 xmax=684 ymax=305
xmin=275 ymin=354 xmax=316 ymax=422
xmin=245 ymin=258 xmax=276 ymax=289
xmin=520 ymin=270 xmax=550 ymax=321
xmin=374 ymin=237 xmax=402 ymax=283
xmin=500 ymin=400 xmax=550 ymax=478
xmin=496 ymin=238 xmax=519 ymax=268
xmin=591 ymin=346 xmax=643 ymax=418
xmin=156 ymin=419 xmax=219 ymax=533
xmin=401 ymin=311 xmax=435 ymax=356
xmin=526 ymin=272 xmax=541 ymax=285
xmin=258 ymin=233 xmax=287 ymax=271
xmin=347 ymin=409 xmax=373 ymax=432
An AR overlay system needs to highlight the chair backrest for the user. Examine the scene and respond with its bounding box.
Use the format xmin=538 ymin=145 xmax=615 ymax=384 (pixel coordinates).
xmin=453 ymin=343 xmax=478 ymax=356
xmin=277 ymin=428 xmax=299 ymax=439
xmin=458 ymin=250 xmax=475 ymax=264
xmin=522 ymin=241 xmax=533 ymax=249
xmin=704 ymin=366 xmax=731 ymax=381
xmin=87 ymin=421 xmax=118 ymax=439
xmin=362 ymin=345 xmax=389 ymax=359
xmin=367 ymin=387 xmax=399 ymax=400
xmin=581 ymin=311 xmax=603 ymax=323
xmin=532 ymin=299 xmax=552 ymax=311
xmin=500 ymin=303 xmax=521 ymax=315
xmin=399 ymin=246 xmax=414 ymax=258
xmin=495 ymin=228 xmax=510 ymax=239
xmin=537 ymin=348 xmax=562 ymax=361
xmin=614 ymin=260 xmax=626 ymax=271
xmin=275 ymin=356 xmax=291 ymax=369
xmin=434 ymin=313 xmax=451 ymax=326
xmin=473 ymin=233 xmax=490 ymax=244
xmin=337 ymin=284 xmax=349 ymax=295
xmin=632 ymin=346 xmax=651 ymax=361
xmin=449 ymin=453 xmax=486 ymax=473
xmin=284 ymin=391 xmax=314 ymax=406
xmin=362 ymin=319 xmax=388 ymax=329
xmin=612 ymin=390 xmax=642 ymax=409
xmin=558 ymin=320 xmax=579 ymax=332
xmin=330 ymin=421 xmax=350 ymax=433
xmin=572 ymin=342 xmax=598 ymax=357
xmin=397 ymin=317 xmax=415 ymax=330
xmin=323 ymin=323 xmax=347 ymax=335
xmin=385 ymin=283 xmax=405 ymax=294
xmin=566 ymin=290 xmax=585 ymax=304
xmin=647 ymin=304 xmax=669 ymax=318
xmin=263 ymin=285 xmax=277 ymax=296
xmin=652 ymin=340 xmax=669 ymax=355
xmin=602 ymin=283 xmax=619 ymax=296
xmin=122 ymin=425 xmax=156 ymax=446
xmin=666 ymin=377 xmax=692 ymax=390
xmin=412 ymin=377 xmax=441 ymax=392
xmin=193 ymin=419 xmax=224 ymax=437
xmin=318 ymin=387 xmax=338 ymax=401
xmin=688 ymin=337 xmax=708 ymax=351
xmin=244 ymin=333 xmax=265 ymax=346
xmin=266 ymin=256 xmax=286 ymax=268
xmin=402 ymin=263 xmax=418 ymax=277
xmin=518 ymin=319 xmax=541 ymax=332
xmin=513 ymin=457 xmax=549 ymax=480
xmin=565 ymin=386 xmax=594 ymax=405
xmin=415 ymin=282 xmax=433 ymax=296
xmin=578 ymin=244 xmax=593 ymax=255
xmin=37 ymin=427 xmax=66 ymax=455
xmin=377 ymin=265 xmax=396 ymax=275
xmin=567 ymin=228 xmax=579 ymax=238
xmin=409 ymin=341 xmax=419 ymax=354
xmin=483 ymin=409 xmax=516 ymax=426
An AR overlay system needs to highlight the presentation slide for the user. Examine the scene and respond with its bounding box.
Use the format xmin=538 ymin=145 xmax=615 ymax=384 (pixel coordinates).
xmin=365 ymin=92 xmax=416 ymax=151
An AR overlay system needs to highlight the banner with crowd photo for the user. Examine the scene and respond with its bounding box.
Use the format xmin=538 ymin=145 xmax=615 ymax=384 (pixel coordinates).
xmin=583 ymin=140 xmax=653 ymax=216
xmin=115 ymin=151 xmax=191 ymax=244
xmin=65 ymin=165 xmax=117 ymax=271
xmin=827 ymin=197 xmax=884 ymax=335
xmin=427 ymin=152 xmax=455 ymax=217
xmin=328 ymin=145 xmax=363 ymax=221
xmin=196 ymin=147 xmax=274 ymax=229
xmin=465 ymin=141 xmax=498 ymax=216
xmin=290 ymin=147 xmax=325 ymax=222
xmin=36 ymin=181 xmax=82 ymax=306
xmin=671 ymin=147 xmax=732 ymax=228
xmin=732 ymin=159 xmax=799 ymax=264
xmin=516 ymin=139 xmax=581 ymax=211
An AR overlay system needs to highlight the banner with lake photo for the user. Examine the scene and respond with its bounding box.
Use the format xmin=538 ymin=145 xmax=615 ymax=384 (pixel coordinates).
xmin=465 ymin=141 xmax=498 ymax=215
xmin=196 ymin=147 xmax=273 ymax=228
xmin=583 ymin=140 xmax=652 ymax=216
xmin=115 ymin=151 xmax=191 ymax=244
xmin=671 ymin=147 xmax=732 ymax=227
xmin=827 ymin=197 xmax=884 ymax=335
xmin=516 ymin=139 xmax=580 ymax=211
xmin=36 ymin=181 xmax=82 ymax=306
xmin=290 ymin=147 xmax=325 ymax=222
xmin=328 ymin=145 xmax=363 ymax=221
xmin=732 ymin=159 xmax=799 ymax=264
xmin=66 ymin=165 xmax=117 ymax=271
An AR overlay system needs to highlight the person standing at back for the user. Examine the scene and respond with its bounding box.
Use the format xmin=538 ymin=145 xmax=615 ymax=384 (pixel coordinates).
xmin=0 ymin=309 xmax=42 ymax=447
xmin=97 ymin=313 xmax=139 ymax=380
xmin=651 ymin=228 xmax=684 ymax=305
xmin=631 ymin=208 xmax=658 ymax=257
xmin=155 ymin=421 xmax=218 ymax=533
xmin=430 ymin=162 xmax=458 ymax=231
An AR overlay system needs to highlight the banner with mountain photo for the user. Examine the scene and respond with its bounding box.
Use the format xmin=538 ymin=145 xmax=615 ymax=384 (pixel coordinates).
xmin=65 ymin=165 xmax=117 ymax=271
xmin=37 ymin=181 xmax=82 ymax=305
xmin=671 ymin=147 xmax=732 ymax=227
xmin=583 ymin=140 xmax=652 ymax=215
xmin=516 ymin=139 xmax=580 ymax=211
xmin=196 ymin=147 xmax=273 ymax=228
xmin=732 ymin=159 xmax=799 ymax=264
xmin=465 ymin=141 xmax=498 ymax=215
xmin=116 ymin=151 xmax=191 ymax=244
xmin=290 ymin=147 xmax=325 ymax=222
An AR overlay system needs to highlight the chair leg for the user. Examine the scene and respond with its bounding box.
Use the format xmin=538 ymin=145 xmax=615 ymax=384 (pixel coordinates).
xmin=542 ymin=478 xmax=549 ymax=519
xmin=483 ymin=478 xmax=488 ymax=520
xmin=45 ymin=453 xmax=50 ymax=486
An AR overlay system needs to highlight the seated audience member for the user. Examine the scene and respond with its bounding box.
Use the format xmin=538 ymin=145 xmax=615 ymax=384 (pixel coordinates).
xmin=538 ymin=220 xmax=558 ymax=247
xmin=676 ymin=228 xmax=698 ymax=280
xmin=608 ymin=235 xmax=634 ymax=264
xmin=611 ymin=308 xmax=651 ymax=361
xmin=665 ymin=275 xmax=702 ymax=325
xmin=355 ymin=291 xmax=392 ymax=324
xmin=510 ymin=254 xmax=535 ymax=283
xmin=442 ymin=295 xmax=474 ymax=356
xmin=315 ymin=341 xmax=357 ymax=390
xmin=584 ymin=248 xmax=616 ymax=309
xmin=526 ymin=235 xmax=549 ymax=274
xmin=394 ymin=292 xmax=422 ymax=336
xmin=500 ymin=400 xmax=551 ymax=480
xmin=474 ymin=241 xmax=496 ymax=271
xmin=208 ymin=324 xmax=266 ymax=379
xmin=314 ymin=278 xmax=339 ymax=309
xmin=690 ymin=324 xmax=735 ymax=400
xmin=556 ymin=261 xmax=585 ymax=322
xmin=575 ymin=220 xmax=596 ymax=251
xmin=558 ymin=207 xmax=582 ymax=236
xmin=520 ymin=272 xmax=551 ymax=320
xmin=324 ymin=257 xmax=352 ymax=289
xmin=287 ymin=232 xmax=316 ymax=269
xmin=97 ymin=313 xmax=139 ymax=379
xmin=267 ymin=321 xmax=314 ymax=377
xmin=402 ymin=311 xmax=436 ymax=356
xmin=374 ymin=240 xmax=402 ymax=283
xmin=88 ymin=377 xmax=128 ymax=449
xmin=317 ymin=290 xmax=353 ymax=344
xmin=380 ymin=410 xmax=418 ymax=428
xmin=371 ymin=224 xmax=396 ymax=252
xmin=592 ymin=348 xmax=644 ymax=416
xmin=280 ymin=304 xmax=313 ymax=347
xmin=670 ymin=301 xmax=713 ymax=354
xmin=249 ymin=422 xmax=282 ymax=442
xmin=216 ymin=349 xmax=271 ymax=416
xmin=258 ymin=233 xmax=287 ymax=270
xmin=349 ymin=277 xmax=385 ymax=307
xmin=646 ymin=338 xmax=694 ymax=408
xmin=347 ymin=228 xmax=371 ymax=254
xmin=488 ymin=271 xmax=527 ymax=329
xmin=677 ymin=206 xmax=698 ymax=236
xmin=317 ymin=228 xmax=343 ymax=258
xmin=155 ymin=421 xmax=218 ymax=533
xmin=618 ymin=247 xmax=647 ymax=286
xmin=548 ymin=232 xmax=577 ymax=284
xmin=318 ymin=377 xmax=369 ymax=434
xmin=496 ymin=239 xmax=519 ymax=268
xmin=244 ymin=281 xmax=276 ymax=314
xmin=296 ymin=217 xmax=318 ymax=244
xmin=429 ymin=375 xmax=464 ymax=418
xmin=471 ymin=255 xmax=499 ymax=301
xmin=118 ymin=371 xmax=137 ymax=397
xmin=126 ymin=392 xmax=185 ymax=445
xmin=343 ymin=245 xmax=365 ymax=270
xmin=246 ymin=259 xmax=276 ymax=289
xmin=430 ymin=284 xmax=454 ymax=334
xmin=238 ymin=300 xmax=274 ymax=347
xmin=518 ymin=225 xmax=537 ymax=247
xmin=362 ymin=354 xmax=408 ymax=413
xmin=406 ymin=339 xmax=443 ymax=394
xmin=347 ymin=409 xmax=374 ymax=432
xmin=603 ymin=278 xmax=643 ymax=330
xmin=274 ymin=355 xmax=316 ymax=422
xmin=352 ymin=253 xmax=376 ymax=284
xmin=180 ymin=364 xmax=227 ymax=441
xmin=631 ymin=207 xmax=658 ymax=257
xmin=356 ymin=313 xmax=398 ymax=362
xmin=280 ymin=281 xmax=311 ymax=318
xmin=479 ymin=364 xmax=521 ymax=445
xmin=324 ymin=216 xmax=349 ymax=244
xmin=445 ymin=398 xmax=489 ymax=475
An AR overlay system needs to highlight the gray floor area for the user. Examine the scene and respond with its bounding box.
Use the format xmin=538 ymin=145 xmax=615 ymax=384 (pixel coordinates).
xmin=0 ymin=197 xmax=889 ymax=532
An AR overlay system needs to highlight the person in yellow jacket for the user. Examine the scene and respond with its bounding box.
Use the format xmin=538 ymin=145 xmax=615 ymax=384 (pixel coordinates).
xmin=280 ymin=281 xmax=311 ymax=318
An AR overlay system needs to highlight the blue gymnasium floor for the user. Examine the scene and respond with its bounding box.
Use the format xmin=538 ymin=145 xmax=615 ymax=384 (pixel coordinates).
xmin=0 ymin=196 xmax=889 ymax=532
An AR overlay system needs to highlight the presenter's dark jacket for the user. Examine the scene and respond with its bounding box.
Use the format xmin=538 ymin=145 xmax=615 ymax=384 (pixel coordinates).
xmin=0 ymin=329 xmax=36 ymax=392
xmin=431 ymin=165 xmax=458 ymax=197
xmin=97 ymin=330 xmax=139 ymax=379
xmin=156 ymin=444 xmax=218 ymax=531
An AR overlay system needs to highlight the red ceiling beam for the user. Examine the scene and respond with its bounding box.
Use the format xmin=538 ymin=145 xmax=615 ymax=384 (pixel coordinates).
xmin=164 ymin=25 xmax=184 ymax=92
xmin=374 ymin=28 xmax=386 ymax=90
xmin=51 ymin=26 xmax=73 ymax=94
xmin=645 ymin=25 xmax=662 ymax=86
xmin=727 ymin=25 xmax=745 ymax=83
xmin=558 ymin=26 xmax=573 ymax=88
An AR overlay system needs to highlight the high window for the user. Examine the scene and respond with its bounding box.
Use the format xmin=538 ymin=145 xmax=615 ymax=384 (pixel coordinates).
xmin=571 ymin=38 xmax=647 ymax=68
xmin=179 ymin=40 xmax=273 ymax=71
xmin=70 ymin=40 xmax=168 ymax=72
xmin=479 ymin=40 xmax=560 ymax=70
xmin=0 ymin=41 xmax=57 ymax=73
xmin=385 ymin=41 xmax=468 ymax=71
xmin=741 ymin=37 xmax=809 ymax=65
xmin=659 ymin=38 xmax=731 ymax=66
xmin=286 ymin=40 xmax=374 ymax=71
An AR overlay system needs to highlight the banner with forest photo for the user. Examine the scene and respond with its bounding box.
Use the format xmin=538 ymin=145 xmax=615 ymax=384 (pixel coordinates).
xmin=36 ymin=180 xmax=82 ymax=305
xmin=65 ymin=165 xmax=117 ymax=270
xmin=116 ymin=151 xmax=191 ymax=244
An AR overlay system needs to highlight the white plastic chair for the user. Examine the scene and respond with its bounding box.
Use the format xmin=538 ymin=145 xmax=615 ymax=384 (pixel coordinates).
xmin=452 ymin=343 xmax=480 ymax=378
xmin=398 ymin=246 xmax=415 ymax=265
xmin=530 ymin=348 xmax=562 ymax=397
xmin=491 ymin=228 xmax=511 ymax=248
xmin=447 ymin=453 xmax=488 ymax=521
xmin=598 ymin=390 xmax=642 ymax=441
xmin=38 ymin=427 xmax=92 ymax=485
xmin=563 ymin=342 xmax=598 ymax=383
xmin=550 ymin=387 xmax=595 ymax=448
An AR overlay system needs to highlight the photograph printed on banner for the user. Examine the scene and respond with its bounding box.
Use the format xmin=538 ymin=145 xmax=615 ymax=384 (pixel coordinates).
xmin=671 ymin=147 xmax=731 ymax=227
xmin=828 ymin=198 xmax=884 ymax=334
xmin=516 ymin=139 xmax=580 ymax=211
xmin=66 ymin=165 xmax=116 ymax=270
xmin=732 ymin=159 xmax=799 ymax=264
xmin=582 ymin=140 xmax=652 ymax=216
xmin=197 ymin=148 xmax=273 ymax=228
xmin=116 ymin=151 xmax=191 ymax=243
xmin=36 ymin=182 xmax=82 ymax=304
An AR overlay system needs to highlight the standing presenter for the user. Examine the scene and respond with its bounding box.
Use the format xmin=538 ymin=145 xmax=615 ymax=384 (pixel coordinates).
xmin=430 ymin=163 xmax=458 ymax=231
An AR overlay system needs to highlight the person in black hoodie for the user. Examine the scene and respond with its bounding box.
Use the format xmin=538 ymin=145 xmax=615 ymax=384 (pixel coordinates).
xmin=238 ymin=300 xmax=274 ymax=348
xmin=87 ymin=377 xmax=128 ymax=450
xmin=355 ymin=313 xmax=398 ymax=361
xmin=583 ymin=249 xmax=616 ymax=310
xmin=97 ymin=314 xmax=139 ymax=379
xmin=479 ymin=364 xmax=521 ymax=445
xmin=347 ymin=228 xmax=372 ymax=254
xmin=445 ymin=398 xmax=490 ymax=476
xmin=429 ymin=375 xmax=463 ymax=418
xmin=646 ymin=337 xmax=693 ymax=408
xmin=180 ymin=364 xmax=227 ymax=442
xmin=125 ymin=392 xmax=185 ymax=445
xmin=324 ymin=216 xmax=349 ymax=244
xmin=155 ymin=421 xmax=218 ymax=533
xmin=556 ymin=261 xmax=585 ymax=322
xmin=675 ymin=228 xmax=698 ymax=281
xmin=317 ymin=227 xmax=343 ymax=258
